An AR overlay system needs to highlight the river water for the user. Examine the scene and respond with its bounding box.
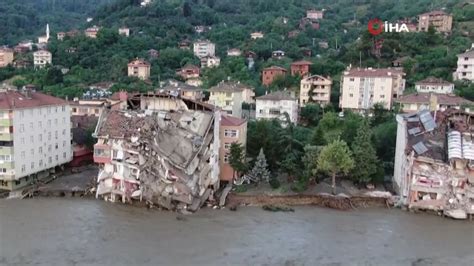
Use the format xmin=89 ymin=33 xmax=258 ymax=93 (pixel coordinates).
xmin=0 ymin=198 xmax=473 ymax=266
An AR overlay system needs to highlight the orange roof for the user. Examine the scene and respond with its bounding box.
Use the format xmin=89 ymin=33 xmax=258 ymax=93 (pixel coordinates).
xmin=263 ymin=66 xmax=287 ymax=72
xmin=0 ymin=90 xmax=67 ymax=110
xmin=128 ymin=59 xmax=150 ymax=67
xmin=221 ymin=115 xmax=246 ymax=127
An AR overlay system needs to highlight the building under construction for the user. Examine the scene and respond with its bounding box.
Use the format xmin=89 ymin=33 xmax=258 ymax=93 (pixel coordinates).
xmin=394 ymin=109 xmax=474 ymax=219
xmin=93 ymin=93 xmax=221 ymax=211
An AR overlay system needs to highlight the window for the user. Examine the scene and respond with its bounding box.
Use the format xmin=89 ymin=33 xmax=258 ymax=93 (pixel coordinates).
xmin=48 ymin=157 xmax=52 ymax=163
xmin=31 ymin=162 xmax=34 ymax=170
xmin=62 ymin=129 xmax=66 ymax=136
xmin=224 ymin=129 xmax=238 ymax=138
xmin=63 ymin=152 xmax=66 ymax=159
xmin=48 ymin=132 xmax=51 ymax=140
xmin=63 ymin=141 xmax=66 ymax=147
xmin=349 ymin=78 xmax=355 ymax=81
xmin=0 ymin=168 xmax=6 ymax=173
xmin=21 ymin=165 xmax=26 ymax=172
xmin=224 ymin=153 xmax=230 ymax=163
xmin=55 ymin=131 xmax=58 ymax=139
xmin=380 ymin=95 xmax=385 ymax=99
xmin=72 ymin=108 xmax=77 ymax=113
xmin=55 ymin=144 xmax=58 ymax=150
xmin=21 ymin=151 xmax=25 ymax=159
xmin=19 ymin=124 xmax=24 ymax=133
xmin=48 ymin=145 xmax=51 ymax=152
xmin=39 ymin=160 xmax=43 ymax=167
xmin=55 ymin=155 xmax=58 ymax=161
xmin=349 ymin=93 xmax=354 ymax=97
xmin=39 ymin=147 xmax=43 ymax=154
xmin=30 ymin=149 xmax=34 ymax=156
xmin=0 ymin=155 xmax=11 ymax=162
xmin=29 ymin=122 xmax=33 ymax=130
xmin=224 ymin=143 xmax=231 ymax=150
xmin=62 ymin=106 xmax=66 ymax=111
xmin=38 ymin=121 xmax=42 ymax=128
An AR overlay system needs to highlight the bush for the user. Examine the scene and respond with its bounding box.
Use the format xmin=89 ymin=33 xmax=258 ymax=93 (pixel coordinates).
xmin=269 ymin=177 xmax=280 ymax=189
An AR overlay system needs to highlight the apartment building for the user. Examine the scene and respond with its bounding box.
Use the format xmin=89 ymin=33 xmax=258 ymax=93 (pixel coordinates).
xmin=262 ymin=66 xmax=287 ymax=86
xmin=0 ymin=48 xmax=14 ymax=68
xmin=85 ymin=26 xmax=101 ymax=38
xmin=219 ymin=115 xmax=247 ymax=182
xmin=200 ymin=55 xmax=221 ymax=68
xmin=250 ymin=32 xmax=264 ymax=39
xmin=118 ymin=27 xmax=130 ymax=37
xmin=415 ymin=77 xmax=454 ymax=94
xmin=127 ymin=59 xmax=151 ymax=80
xmin=454 ymin=48 xmax=474 ymax=82
xmin=208 ymin=81 xmax=255 ymax=118
xmin=193 ymin=40 xmax=215 ymax=58
xmin=339 ymin=68 xmax=406 ymax=111
xmin=0 ymin=90 xmax=72 ymax=191
xmin=227 ymin=48 xmax=242 ymax=57
xmin=33 ymin=50 xmax=52 ymax=69
xmin=306 ymin=9 xmax=324 ymax=20
xmin=300 ymin=74 xmax=332 ymax=107
xmin=418 ymin=10 xmax=453 ymax=33
xmin=395 ymin=93 xmax=472 ymax=113
xmin=290 ymin=60 xmax=312 ymax=76
xmin=256 ymin=91 xmax=298 ymax=124
xmin=93 ymin=95 xmax=221 ymax=211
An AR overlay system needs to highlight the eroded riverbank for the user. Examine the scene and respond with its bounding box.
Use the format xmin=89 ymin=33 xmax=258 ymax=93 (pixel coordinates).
xmin=1 ymin=198 xmax=473 ymax=266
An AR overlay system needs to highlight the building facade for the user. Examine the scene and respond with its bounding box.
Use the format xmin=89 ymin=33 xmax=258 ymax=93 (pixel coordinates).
xmin=290 ymin=60 xmax=312 ymax=76
xmin=250 ymin=32 xmax=264 ymax=39
xmin=85 ymin=26 xmax=101 ymax=38
xmin=193 ymin=40 xmax=215 ymax=58
xmin=339 ymin=68 xmax=406 ymax=111
xmin=418 ymin=10 xmax=453 ymax=33
xmin=0 ymin=48 xmax=14 ymax=68
xmin=219 ymin=115 xmax=247 ymax=182
xmin=256 ymin=91 xmax=298 ymax=124
xmin=415 ymin=77 xmax=454 ymax=94
xmin=118 ymin=27 xmax=130 ymax=37
xmin=127 ymin=59 xmax=151 ymax=80
xmin=0 ymin=90 xmax=72 ymax=191
xmin=208 ymin=81 xmax=255 ymax=118
xmin=454 ymin=48 xmax=474 ymax=82
xmin=396 ymin=93 xmax=472 ymax=113
xmin=200 ymin=56 xmax=221 ymax=68
xmin=262 ymin=66 xmax=287 ymax=86
xmin=306 ymin=9 xmax=324 ymax=20
xmin=33 ymin=50 xmax=52 ymax=69
xmin=300 ymin=75 xmax=332 ymax=107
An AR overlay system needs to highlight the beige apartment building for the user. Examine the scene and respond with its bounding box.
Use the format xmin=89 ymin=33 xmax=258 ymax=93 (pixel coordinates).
xmin=418 ymin=10 xmax=453 ymax=33
xmin=340 ymin=68 xmax=406 ymax=111
xmin=33 ymin=50 xmax=52 ymax=69
xmin=299 ymin=74 xmax=332 ymax=107
xmin=0 ymin=90 xmax=72 ymax=191
xmin=0 ymin=48 xmax=14 ymax=68
xmin=127 ymin=59 xmax=151 ymax=80
xmin=208 ymin=81 xmax=255 ymax=118
xmin=219 ymin=115 xmax=247 ymax=182
xmin=454 ymin=47 xmax=474 ymax=82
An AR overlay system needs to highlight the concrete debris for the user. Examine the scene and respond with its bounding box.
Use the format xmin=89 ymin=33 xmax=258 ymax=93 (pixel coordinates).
xmin=93 ymin=107 xmax=221 ymax=212
xmin=394 ymin=109 xmax=474 ymax=219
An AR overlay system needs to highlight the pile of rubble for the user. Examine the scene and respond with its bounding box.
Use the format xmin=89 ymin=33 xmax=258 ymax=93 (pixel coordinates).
xmin=93 ymin=109 xmax=220 ymax=212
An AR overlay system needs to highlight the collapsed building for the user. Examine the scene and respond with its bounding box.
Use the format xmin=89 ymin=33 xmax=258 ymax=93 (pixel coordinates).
xmin=394 ymin=109 xmax=474 ymax=219
xmin=93 ymin=93 xmax=221 ymax=211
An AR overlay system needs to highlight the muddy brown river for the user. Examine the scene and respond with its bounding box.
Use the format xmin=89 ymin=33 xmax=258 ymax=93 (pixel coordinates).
xmin=0 ymin=198 xmax=473 ymax=265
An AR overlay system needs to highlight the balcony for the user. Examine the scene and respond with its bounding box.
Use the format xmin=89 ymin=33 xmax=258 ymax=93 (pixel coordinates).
xmin=0 ymin=133 xmax=13 ymax=141
xmin=0 ymin=146 xmax=13 ymax=155
xmin=0 ymin=118 xmax=12 ymax=127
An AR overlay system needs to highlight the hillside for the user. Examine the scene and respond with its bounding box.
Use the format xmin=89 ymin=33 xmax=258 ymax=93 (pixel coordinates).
xmin=0 ymin=0 xmax=113 ymax=45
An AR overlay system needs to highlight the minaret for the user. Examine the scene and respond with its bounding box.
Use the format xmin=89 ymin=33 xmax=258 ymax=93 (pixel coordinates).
xmin=46 ymin=24 xmax=50 ymax=40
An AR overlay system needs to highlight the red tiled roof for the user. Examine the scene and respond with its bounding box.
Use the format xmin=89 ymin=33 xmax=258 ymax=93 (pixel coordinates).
xmin=344 ymin=68 xmax=404 ymax=77
xmin=396 ymin=93 xmax=472 ymax=105
xmin=291 ymin=60 xmax=313 ymax=66
xmin=221 ymin=115 xmax=246 ymax=127
xmin=0 ymin=90 xmax=67 ymax=110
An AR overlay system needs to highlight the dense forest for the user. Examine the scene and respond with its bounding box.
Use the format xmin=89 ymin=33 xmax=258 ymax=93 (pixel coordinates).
xmin=1 ymin=0 xmax=474 ymax=186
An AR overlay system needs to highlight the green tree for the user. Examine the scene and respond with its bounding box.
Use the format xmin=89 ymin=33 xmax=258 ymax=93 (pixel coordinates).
xmin=351 ymin=120 xmax=379 ymax=184
xmin=317 ymin=139 xmax=354 ymax=195
xmin=302 ymin=145 xmax=321 ymax=182
xmin=250 ymin=148 xmax=270 ymax=183
xmin=300 ymin=103 xmax=322 ymax=127
xmin=228 ymin=142 xmax=247 ymax=180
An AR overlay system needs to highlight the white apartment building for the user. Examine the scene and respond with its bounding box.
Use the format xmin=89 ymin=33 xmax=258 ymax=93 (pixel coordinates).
xmin=300 ymin=75 xmax=332 ymax=107
xmin=454 ymin=47 xmax=474 ymax=82
xmin=0 ymin=90 xmax=72 ymax=191
xmin=200 ymin=55 xmax=221 ymax=68
xmin=415 ymin=77 xmax=454 ymax=94
xmin=339 ymin=68 xmax=406 ymax=111
xmin=256 ymin=91 xmax=298 ymax=124
xmin=33 ymin=50 xmax=52 ymax=69
xmin=193 ymin=40 xmax=215 ymax=58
